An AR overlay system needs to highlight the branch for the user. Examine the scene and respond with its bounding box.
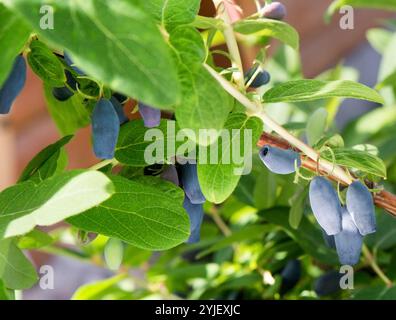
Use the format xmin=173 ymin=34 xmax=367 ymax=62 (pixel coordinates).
xmin=204 ymin=63 xmax=354 ymax=186
xmin=213 ymin=0 xmax=245 ymax=90
xmin=258 ymin=132 xmax=396 ymax=217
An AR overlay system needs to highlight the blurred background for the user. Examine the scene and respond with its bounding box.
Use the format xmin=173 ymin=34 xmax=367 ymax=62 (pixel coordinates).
xmin=0 ymin=0 xmax=394 ymax=299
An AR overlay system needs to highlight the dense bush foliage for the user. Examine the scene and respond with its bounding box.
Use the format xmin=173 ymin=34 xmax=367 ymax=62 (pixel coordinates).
xmin=1 ymin=0 xmax=396 ymax=300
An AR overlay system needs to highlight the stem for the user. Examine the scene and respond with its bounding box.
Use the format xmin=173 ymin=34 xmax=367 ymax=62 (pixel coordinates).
xmin=204 ymin=63 xmax=353 ymax=185
xmin=213 ymin=0 xmax=245 ymax=90
xmin=209 ymin=206 xmax=232 ymax=236
xmin=362 ymin=245 xmax=393 ymax=287
xmin=89 ymin=159 xmax=117 ymax=171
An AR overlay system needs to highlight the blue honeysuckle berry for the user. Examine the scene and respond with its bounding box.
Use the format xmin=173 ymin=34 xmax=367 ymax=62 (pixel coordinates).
xmin=280 ymin=259 xmax=301 ymax=294
xmin=245 ymin=67 xmax=271 ymax=88
xmin=309 ymin=176 xmax=342 ymax=235
xmin=92 ymin=98 xmax=120 ymax=159
xmin=334 ymin=207 xmax=363 ymax=266
xmin=110 ymin=96 xmax=129 ymax=125
xmin=260 ymin=1 xmax=287 ymax=20
xmin=314 ymin=271 xmax=342 ymax=297
xmin=161 ymin=165 xmax=179 ymax=186
xmin=52 ymin=86 xmax=74 ymax=101
xmin=183 ymin=195 xmax=204 ymax=244
xmin=0 ymin=55 xmax=26 ymax=114
xmin=65 ymin=69 xmax=79 ymax=90
xmin=180 ymin=162 xmax=206 ymax=204
xmin=64 ymin=51 xmax=85 ymax=75
xmin=321 ymin=228 xmax=336 ymax=249
xmin=138 ymin=103 xmax=161 ymax=128
xmin=259 ymin=145 xmax=301 ymax=174
xmin=346 ymin=180 xmax=376 ymax=236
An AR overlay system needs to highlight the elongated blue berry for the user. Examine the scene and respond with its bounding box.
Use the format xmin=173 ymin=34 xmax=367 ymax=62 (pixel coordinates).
xmin=161 ymin=165 xmax=179 ymax=186
xmin=260 ymin=2 xmax=287 ymax=20
xmin=245 ymin=67 xmax=271 ymax=88
xmin=346 ymin=181 xmax=376 ymax=236
xmin=92 ymin=99 xmax=120 ymax=159
xmin=52 ymin=86 xmax=74 ymax=101
xmin=335 ymin=207 xmax=363 ymax=265
xmin=321 ymin=228 xmax=336 ymax=249
xmin=138 ymin=103 xmax=161 ymax=128
xmin=280 ymin=260 xmax=301 ymax=294
xmin=180 ymin=163 xmax=206 ymax=204
xmin=259 ymin=145 xmax=301 ymax=174
xmin=110 ymin=96 xmax=128 ymax=125
xmin=314 ymin=271 xmax=342 ymax=297
xmin=0 ymin=55 xmax=26 ymax=114
xmin=309 ymin=176 xmax=342 ymax=235
xmin=64 ymin=51 xmax=85 ymax=75
xmin=65 ymin=69 xmax=78 ymax=90
xmin=183 ymin=195 xmax=204 ymax=244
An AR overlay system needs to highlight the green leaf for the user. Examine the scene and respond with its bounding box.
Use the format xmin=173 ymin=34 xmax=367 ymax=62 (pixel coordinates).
xmin=170 ymin=26 xmax=206 ymax=65
xmin=5 ymin=0 xmax=180 ymax=108
xmin=306 ymin=108 xmax=328 ymax=146
xmin=72 ymin=274 xmax=127 ymax=300
xmin=198 ymin=114 xmax=262 ymax=203
xmin=321 ymin=147 xmax=387 ymax=178
xmin=378 ymin=33 xmax=396 ymax=83
xmin=352 ymin=285 xmax=396 ymax=300
xmin=253 ymin=170 xmax=277 ymax=210
xmin=104 ymin=238 xmax=124 ymax=271
xmin=115 ymin=120 xmax=181 ymax=166
xmin=0 ymin=4 xmax=31 ymax=86
xmin=263 ymin=80 xmax=384 ymax=104
xmin=366 ymin=28 xmax=393 ymax=55
xmin=27 ymin=39 xmax=65 ymax=86
xmin=17 ymin=229 xmax=54 ymax=250
xmin=262 ymin=207 xmax=339 ymax=265
xmin=19 ymin=135 xmax=73 ymax=183
xmin=175 ymin=63 xmax=233 ymax=146
xmin=0 ymin=170 xmax=114 ymax=239
xmin=44 ymin=84 xmax=91 ymax=135
xmin=0 ymin=238 xmax=38 ymax=290
xmin=233 ymin=19 xmax=299 ymax=50
xmin=142 ymin=0 xmax=201 ymax=31
xmin=288 ymin=185 xmax=308 ymax=230
xmin=0 ymin=279 xmax=14 ymax=300
xmin=68 ymin=175 xmax=190 ymax=251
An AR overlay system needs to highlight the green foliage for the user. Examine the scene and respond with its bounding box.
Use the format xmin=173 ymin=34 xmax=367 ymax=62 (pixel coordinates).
xmin=68 ymin=175 xmax=190 ymax=250
xmin=0 ymin=4 xmax=30 ymax=86
xmin=1 ymin=0 xmax=396 ymax=301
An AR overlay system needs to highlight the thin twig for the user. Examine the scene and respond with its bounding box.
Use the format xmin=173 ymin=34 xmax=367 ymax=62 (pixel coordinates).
xmin=362 ymin=245 xmax=393 ymax=287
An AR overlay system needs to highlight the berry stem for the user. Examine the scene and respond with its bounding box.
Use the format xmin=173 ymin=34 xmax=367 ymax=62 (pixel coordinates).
xmin=362 ymin=245 xmax=393 ymax=287
xmin=212 ymin=0 xmax=245 ymax=90
xmin=89 ymin=159 xmax=118 ymax=171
